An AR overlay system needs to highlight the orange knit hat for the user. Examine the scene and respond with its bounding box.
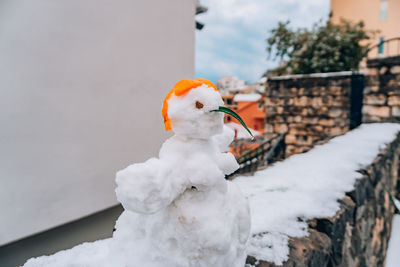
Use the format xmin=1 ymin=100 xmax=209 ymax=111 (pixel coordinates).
xmin=162 ymin=78 xmax=218 ymax=131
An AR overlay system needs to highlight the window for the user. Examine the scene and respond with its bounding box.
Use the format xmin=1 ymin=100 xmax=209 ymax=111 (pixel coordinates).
xmin=380 ymin=0 xmax=388 ymax=21
xmin=379 ymin=37 xmax=385 ymax=55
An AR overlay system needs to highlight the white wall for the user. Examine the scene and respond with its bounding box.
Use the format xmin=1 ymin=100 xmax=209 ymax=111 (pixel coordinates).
xmin=0 ymin=0 xmax=195 ymax=245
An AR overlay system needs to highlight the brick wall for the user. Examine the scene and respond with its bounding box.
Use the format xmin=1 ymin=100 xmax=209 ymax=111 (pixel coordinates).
xmin=264 ymin=72 xmax=363 ymax=156
xmin=247 ymin=132 xmax=400 ymax=266
xmin=363 ymin=56 xmax=400 ymax=123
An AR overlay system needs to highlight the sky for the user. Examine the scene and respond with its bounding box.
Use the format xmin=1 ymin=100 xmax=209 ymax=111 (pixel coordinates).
xmin=195 ymin=0 xmax=331 ymax=84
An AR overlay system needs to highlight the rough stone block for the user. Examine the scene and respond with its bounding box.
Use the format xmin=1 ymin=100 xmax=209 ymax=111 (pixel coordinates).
xmin=302 ymin=117 xmax=318 ymax=124
xmin=334 ymin=118 xmax=349 ymax=127
xmin=316 ymin=106 xmax=329 ymax=115
xmin=294 ymin=115 xmax=302 ymax=123
xmin=392 ymin=106 xmax=400 ymax=117
xmin=327 ymin=126 xmax=344 ymax=136
xmin=285 ymin=134 xmax=297 ymax=145
xmin=289 ymin=128 xmax=307 ymax=136
xmin=265 ymin=106 xmax=277 ymax=114
xmin=296 ymin=135 xmax=314 ymax=146
xmin=364 ymin=85 xmax=380 ymax=94
xmin=364 ymin=94 xmax=387 ymax=105
xmin=380 ymin=66 xmax=389 ymax=75
xmin=322 ymin=95 xmax=334 ymax=106
xmin=285 ymin=145 xmax=297 ymax=155
xmin=388 ymin=96 xmax=400 ymax=106
xmin=294 ymin=96 xmax=310 ymax=107
xmin=328 ymin=108 xmax=343 ymax=118
xmin=309 ymin=125 xmax=324 ymax=134
xmin=287 ymin=98 xmax=294 ymax=105
xmin=329 ymin=86 xmax=344 ymax=95
xmin=311 ymin=97 xmax=323 ymax=107
xmin=319 ymin=118 xmax=335 ymax=126
xmin=362 ymin=105 xmax=390 ymax=118
xmin=390 ymin=66 xmax=400 ymax=74
xmin=332 ymin=96 xmax=349 ymax=107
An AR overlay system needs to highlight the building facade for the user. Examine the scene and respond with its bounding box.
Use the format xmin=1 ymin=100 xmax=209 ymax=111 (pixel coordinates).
xmin=225 ymin=94 xmax=265 ymax=136
xmin=331 ymin=0 xmax=400 ymax=58
xmin=216 ymin=76 xmax=246 ymax=96
xmin=0 ymin=0 xmax=196 ymax=266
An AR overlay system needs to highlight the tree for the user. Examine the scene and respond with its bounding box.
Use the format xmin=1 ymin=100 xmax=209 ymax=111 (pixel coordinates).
xmin=265 ymin=19 xmax=375 ymax=76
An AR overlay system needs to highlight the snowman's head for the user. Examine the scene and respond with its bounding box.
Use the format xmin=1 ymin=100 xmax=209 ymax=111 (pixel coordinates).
xmin=162 ymin=79 xmax=224 ymax=139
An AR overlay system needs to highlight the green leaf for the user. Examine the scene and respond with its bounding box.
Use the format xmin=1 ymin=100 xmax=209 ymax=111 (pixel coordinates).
xmin=212 ymin=106 xmax=254 ymax=139
xmin=387 ymin=190 xmax=400 ymax=211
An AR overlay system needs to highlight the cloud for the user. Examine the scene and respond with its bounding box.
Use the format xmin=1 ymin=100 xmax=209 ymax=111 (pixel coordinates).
xmin=195 ymin=0 xmax=330 ymax=83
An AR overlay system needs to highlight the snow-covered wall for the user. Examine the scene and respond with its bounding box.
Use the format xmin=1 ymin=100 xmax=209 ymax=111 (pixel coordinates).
xmin=0 ymin=0 xmax=195 ymax=246
xmin=240 ymin=124 xmax=400 ymax=266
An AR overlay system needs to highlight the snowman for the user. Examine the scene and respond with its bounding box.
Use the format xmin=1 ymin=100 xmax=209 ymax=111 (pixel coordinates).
xmin=114 ymin=78 xmax=250 ymax=267
xmin=24 ymin=78 xmax=250 ymax=267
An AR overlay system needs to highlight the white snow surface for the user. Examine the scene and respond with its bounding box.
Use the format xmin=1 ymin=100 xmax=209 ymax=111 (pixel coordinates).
xmin=233 ymin=93 xmax=261 ymax=102
xmin=23 ymin=122 xmax=400 ymax=266
xmin=226 ymin=122 xmax=260 ymax=139
xmin=386 ymin=214 xmax=400 ymax=267
xmin=233 ymin=123 xmax=400 ymax=265
xmin=24 ymin=84 xmax=251 ymax=267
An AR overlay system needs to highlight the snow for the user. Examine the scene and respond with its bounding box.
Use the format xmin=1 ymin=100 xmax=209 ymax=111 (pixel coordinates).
xmin=22 ymin=116 xmax=400 ymax=265
xmin=226 ymin=122 xmax=260 ymax=139
xmin=269 ymin=71 xmax=353 ymax=80
xmin=386 ymin=215 xmax=400 ymax=267
xmin=233 ymin=93 xmax=261 ymax=102
xmin=259 ymin=77 xmax=267 ymax=83
xmin=24 ymin=82 xmax=250 ymax=267
xmin=233 ymin=123 xmax=400 ymax=265
xmin=391 ymin=195 xmax=400 ymax=211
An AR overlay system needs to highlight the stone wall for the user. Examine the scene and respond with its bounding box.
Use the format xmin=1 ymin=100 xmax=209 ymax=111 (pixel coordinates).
xmin=363 ymin=56 xmax=400 ymax=123
xmin=264 ymin=72 xmax=363 ymax=156
xmin=247 ymin=132 xmax=400 ymax=266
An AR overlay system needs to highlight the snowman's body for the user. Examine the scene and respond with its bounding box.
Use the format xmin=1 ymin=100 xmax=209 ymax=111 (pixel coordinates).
xmin=23 ymin=81 xmax=250 ymax=267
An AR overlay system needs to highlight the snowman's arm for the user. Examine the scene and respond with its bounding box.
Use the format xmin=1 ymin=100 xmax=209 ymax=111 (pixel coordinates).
xmin=213 ymin=126 xmax=239 ymax=175
xmin=115 ymin=158 xmax=186 ymax=214
xmin=215 ymin=152 xmax=239 ymax=176
xmin=213 ymin=125 xmax=235 ymax=152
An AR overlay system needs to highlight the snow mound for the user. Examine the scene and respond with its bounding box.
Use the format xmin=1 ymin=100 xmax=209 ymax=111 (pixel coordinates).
xmin=233 ymin=123 xmax=400 ymax=265
xmin=233 ymin=93 xmax=261 ymax=102
xmin=386 ymin=215 xmax=400 ymax=267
